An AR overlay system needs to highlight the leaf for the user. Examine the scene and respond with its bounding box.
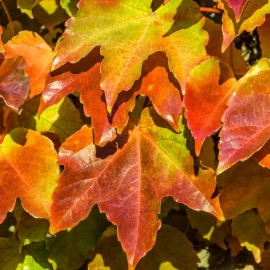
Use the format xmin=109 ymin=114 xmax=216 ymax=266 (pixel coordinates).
xmin=39 ymin=50 xmax=116 ymax=146
xmin=32 ymin=0 xmax=68 ymax=31
xmin=218 ymin=58 xmax=270 ymax=173
xmin=112 ymin=52 xmax=182 ymax=132
xmin=0 ymin=237 xmax=23 ymax=269
xmin=60 ymin=0 xmax=79 ymax=16
xmin=17 ymin=0 xmax=42 ymax=18
xmin=5 ymin=31 xmax=55 ymax=97
xmin=52 ymin=0 xmax=208 ymax=109
xmin=137 ymin=225 xmax=199 ymax=270
xmin=203 ymin=18 xmax=248 ymax=78
xmin=18 ymin=242 xmax=53 ymax=270
xmin=216 ymin=0 xmax=270 ymax=50
xmin=227 ymin=0 xmax=250 ymax=21
xmin=232 ymin=211 xmax=270 ymax=263
xmin=47 ymin=205 xmax=109 ymax=270
xmin=257 ymin=14 xmax=270 ymax=58
xmin=14 ymin=205 xmax=49 ymax=245
xmin=88 ymin=225 xmax=199 ymax=270
xmin=183 ymin=57 xmax=236 ymax=156
xmin=88 ymin=226 xmax=128 ymax=269
xmin=253 ymin=139 xmax=270 ymax=168
xmin=187 ymin=208 xmax=230 ymax=250
xmin=0 ymin=237 xmax=52 ymax=270
xmin=0 ymin=26 xmax=4 ymax=64
xmin=0 ymin=128 xmax=59 ymax=222
xmin=0 ymin=56 xmax=29 ymax=112
xmin=11 ymin=96 xmax=83 ymax=143
xmin=50 ymin=108 xmax=223 ymax=269
xmin=1 ymin=21 xmax=22 ymax=43
xmin=219 ymin=159 xmax=270 ymax=233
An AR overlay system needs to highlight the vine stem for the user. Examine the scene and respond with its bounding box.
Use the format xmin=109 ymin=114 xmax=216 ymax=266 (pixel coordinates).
xmin=200 ymin=7 xmax=222 ymax=14
xmin=0 ymin=0 xmax=15 ymax=37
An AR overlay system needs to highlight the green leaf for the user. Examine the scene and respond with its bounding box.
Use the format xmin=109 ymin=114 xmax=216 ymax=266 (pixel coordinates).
xmin=10 ymin=96 xmax=83 ymax=143
xmin=60 ymin=0 xmax=78 ymax=16
xmin=88 ymin=225 xmax=199 ymax=270
xmin=47 ymin=206 xmax=109 ymax=270
xmin=0 ymin=237 xmax=23 ymax=269
xmin=17 ymin=0 xmax=42 ymax=18
xmin=232 ymin=211 xmax=270 ymax=263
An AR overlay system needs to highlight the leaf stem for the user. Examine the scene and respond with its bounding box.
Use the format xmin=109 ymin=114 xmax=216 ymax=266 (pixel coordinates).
xmin=200 ymin=7 xmax=222 ymax=14
xmin=0 ymin=0 xmax=15 ymax=37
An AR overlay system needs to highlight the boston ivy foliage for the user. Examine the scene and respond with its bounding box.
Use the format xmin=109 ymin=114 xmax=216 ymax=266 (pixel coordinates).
xmin=0 ymin=0 xmax=270 ymax=269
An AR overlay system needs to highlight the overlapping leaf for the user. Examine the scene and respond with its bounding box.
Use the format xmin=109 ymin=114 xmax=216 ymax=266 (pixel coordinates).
xmin=5 ymin=31 xmax=55 ymax=98
xmin=17 ymin=0 xmax=42 ymax=18
xmin=88 ymin=225 xmax=199 ymax=270
xmin=218 ymin=58 xmax=270 ymax=173
xmin=227 ymin=0 xmax=250 ymax=21
xmin=12 ymin=96 xmax=83 ymax=144
xmin=50 ymin=108 xmax=223 ymax=269
xmin=203 ymin=18 xmax=248 ymax=78
xmin=232 ymin=211 xmax=270 ymax=263
xmin=40 ymin=51 xmax=181 ymax=144
xmin=253 ymin=139 xmax=270 ymax=168
xmin=0 ymin=56 xmax=29 ymax=112
xmin=219 ymin=159 xmax=270 ymax=233
xmin=216 ymin=0 xmax=270 ymax=50
xmin=0 ymin=128 xmax=58 ymax=222
xmin=52 ymin=0 xmax=208 ymax=109
xmin=39 ymin=50 xmax=116 ymax=146
xmin=258 ymin=14 xmax=270 ymax=58
xmin=184 ymin=57 xmax=236 ymax=156
xmin=112 ymin=52 xmax=182 ymax=132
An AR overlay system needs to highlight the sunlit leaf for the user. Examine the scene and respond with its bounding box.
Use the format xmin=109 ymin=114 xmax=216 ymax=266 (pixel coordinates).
xmin=184 ymin=57 xmax=236 ymax=155
xmin=5 ymin=31 xmax=55 ymax=97
xmin=50 ymin=108 xmax=223 ymax=268
xmin=218 ymin=58 xmax=270 ymax=173
xmin=216 ymin=0 xmax=270 ymax=51
xmin=53 ymin=0 xmax=208 ymax=109
xmin=0 ymin=128 xmax=58 ymax=222
xmin=39 ymin=51 xmax=116 ymax=146
xmin=257 ymin=14 xmax=270 ymax=58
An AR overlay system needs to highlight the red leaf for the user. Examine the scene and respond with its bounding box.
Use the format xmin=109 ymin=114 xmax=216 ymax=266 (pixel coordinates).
xmin=0 ymin=128 xmax=59 ymax=222
xmin=0 ymin=56 xmax=29 ymax=112
xmin=39 ymin=50 xmax=116 ymax=146
xmin=184 ymin=58 xmax=236 ymax=156
xmin=50 ymin=108 xmax=223 ymax=269
xmin=5 ymin=31 xmax=55 ymax=98
xmin=227 ymin=0 xmax=250 ymax=20
xmin=112 ymin=52 xmax=182 ymax=132
xmin=218 ymin=60 xmax=270 ymax=173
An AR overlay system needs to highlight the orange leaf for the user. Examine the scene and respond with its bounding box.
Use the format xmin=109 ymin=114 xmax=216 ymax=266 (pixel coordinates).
xmin=5 ymin=31 xmax=55 ymax=98
xmin=0 ymin=128 xmax=59 ymax=222
xmin=50 ymin=108 xmax=223 ymax=269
